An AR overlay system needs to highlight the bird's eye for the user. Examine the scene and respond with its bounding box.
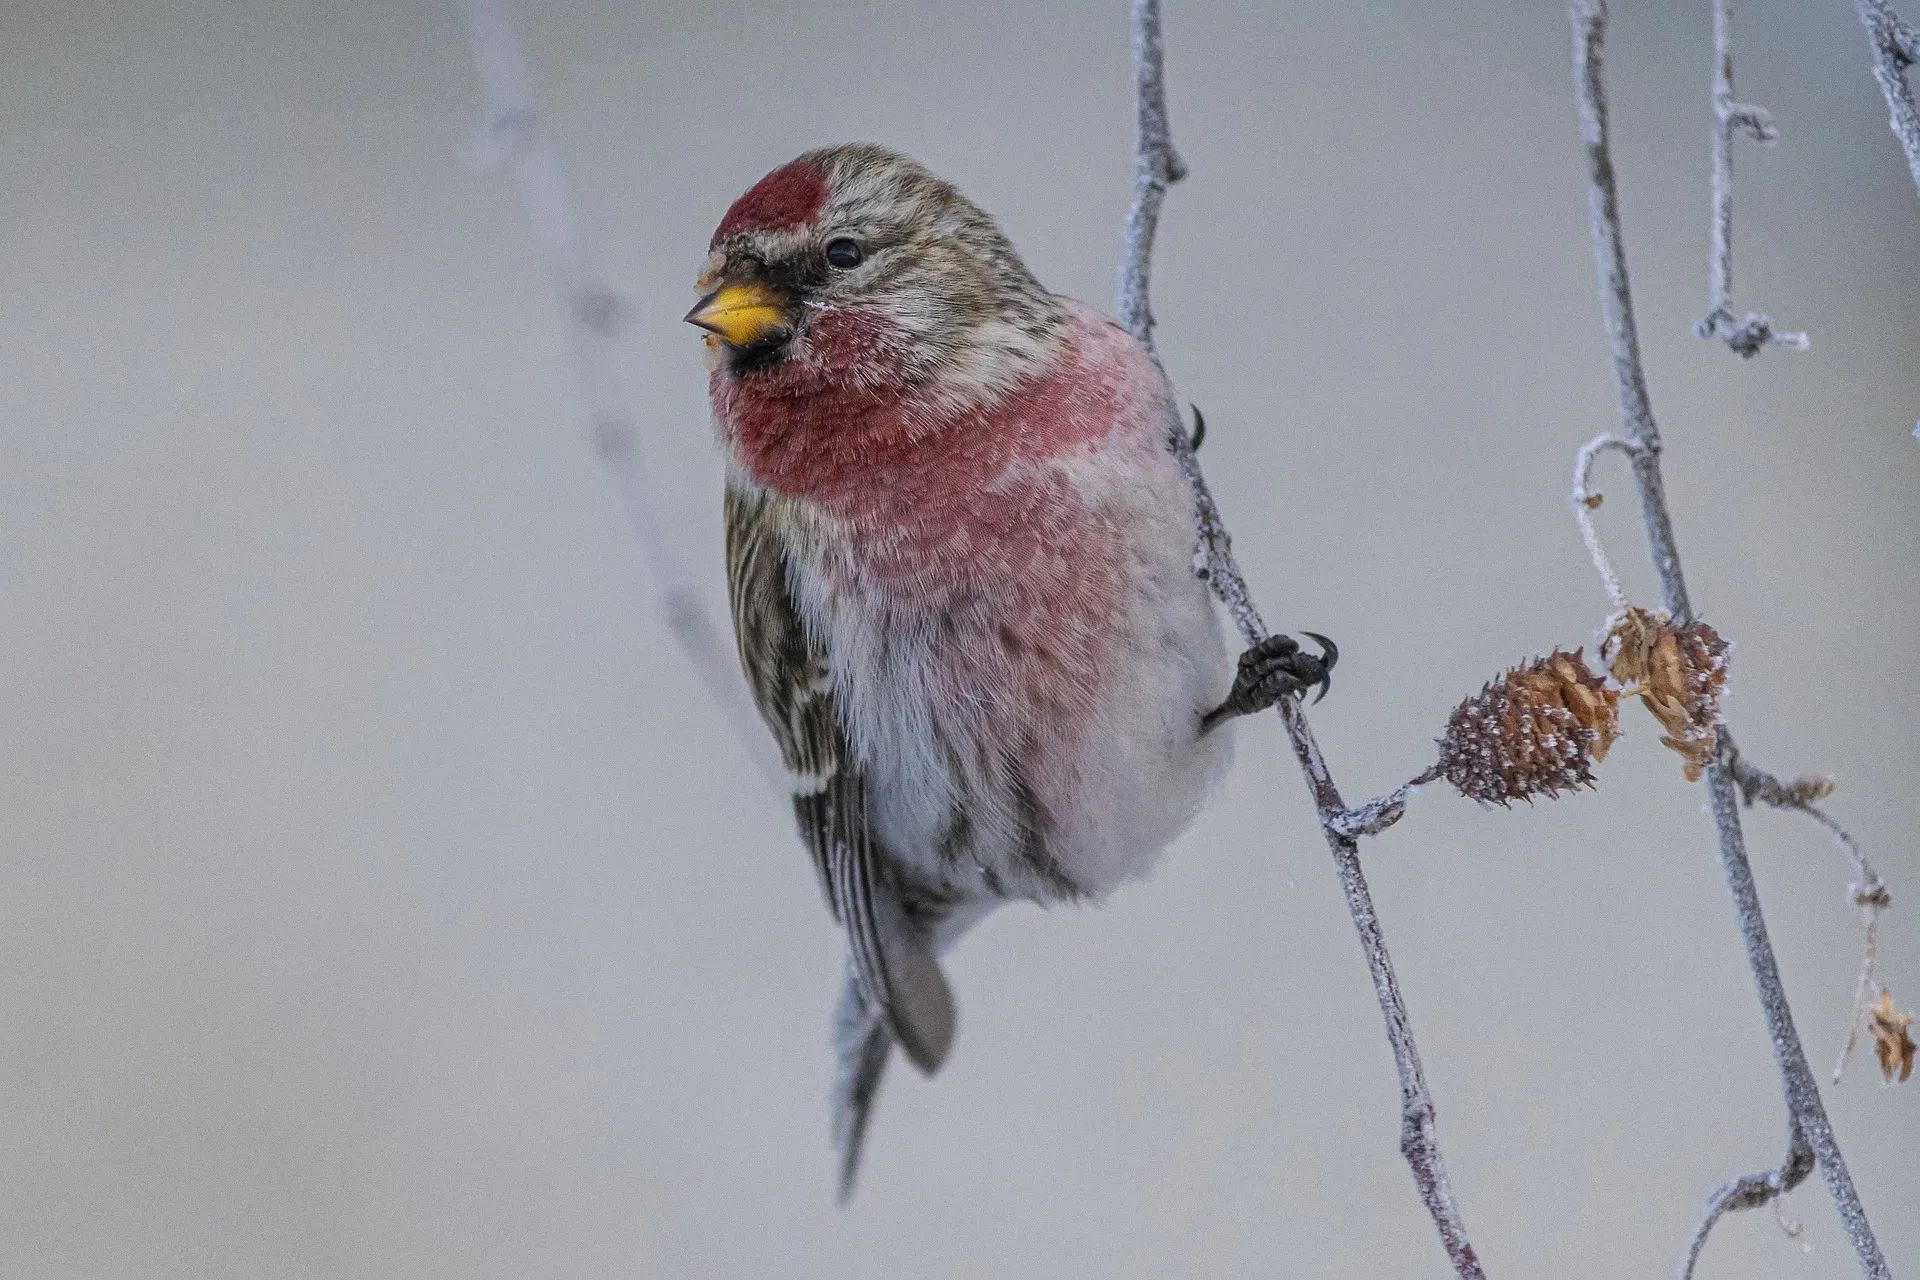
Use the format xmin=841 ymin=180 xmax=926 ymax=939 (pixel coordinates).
xmin=824 ymin=238 xmax=864 ymax=269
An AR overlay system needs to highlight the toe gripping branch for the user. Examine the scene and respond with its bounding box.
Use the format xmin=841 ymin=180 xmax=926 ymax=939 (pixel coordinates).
xmin=1202 ymin=632 xmax=1338 ymax=733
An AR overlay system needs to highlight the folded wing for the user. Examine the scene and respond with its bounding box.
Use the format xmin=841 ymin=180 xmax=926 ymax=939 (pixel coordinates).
xmin=724 ymin=485 xmax=956 ymax=1077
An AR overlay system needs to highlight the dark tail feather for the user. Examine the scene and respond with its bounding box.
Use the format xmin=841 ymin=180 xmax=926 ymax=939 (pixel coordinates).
xmin=831 ymin=968 xmax=893 ymax=1204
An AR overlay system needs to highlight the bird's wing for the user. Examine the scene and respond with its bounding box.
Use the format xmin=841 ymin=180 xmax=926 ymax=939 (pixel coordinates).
xmin=724 ymin=484 xmax=956 ymax=1075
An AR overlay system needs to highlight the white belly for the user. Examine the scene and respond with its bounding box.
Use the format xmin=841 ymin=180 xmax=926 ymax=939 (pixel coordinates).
xmin=786 ymin=461 xmax=1232 ymax=910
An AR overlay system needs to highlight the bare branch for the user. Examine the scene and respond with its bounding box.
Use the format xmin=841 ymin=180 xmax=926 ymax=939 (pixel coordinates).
xmin=1833 ymin=907 xmax=1890 ymax=1082
xmin=1565 ymin=4 xmax=1888 ymax=1274
xmin=1326 ymin=770 xmax=1440 ymax=842
xmin=1679 ymin=1121 xmax=1815 ymax=1280
xmin=1122 ymin=3 xmax=1482 ymax=1275
xmin=1722 ymin=739 xmax=1895 ymax=1083
xmin=1570 ymin=432 xmax=1638 ymax=611
xmin=1695 ymin=0 xmax=1807 ymax=356
xmin=1116 ymin=0 xmax=1186 ymax=360
xmin=454 ymin=0 xmax=784 ymax=792
xmin=1724 ymin=744 xmax=1881 ymax=889
xmin=1854 ymin=0 xmax=1920 ymax=197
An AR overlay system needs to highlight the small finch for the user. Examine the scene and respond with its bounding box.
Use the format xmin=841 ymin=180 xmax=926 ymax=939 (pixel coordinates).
xmin=690 ymin=144 xmax=1332 ymax=1198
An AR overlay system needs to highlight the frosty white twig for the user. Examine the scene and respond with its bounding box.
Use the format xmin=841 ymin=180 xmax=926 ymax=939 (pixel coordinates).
xmin=454 ymin=0 xmax=784 ymax=792
xmin=1121 ymin=3 xmax=1482 ymax=1275
xmin=1723 ymin=747 xmax=1883 ymax=905
xmin=1834 ymin=902 xmax=1890 ymax=1080
xmin=1721 ymin=740 xmax=1894 ymax=1083
xmin=1854 ymin=0 xmax=1920 ymax=196
xmin=1695 ymin=0 xmax=1806 ymax=356
xmin=1680 ymin=1121 xmax=1815 ymax=1280
xmin=1116 ymin=0 xmax=1185 ymax=359
xmin=1566 ymin=4 xmax=1888 ymax=1275
xmin=1570 ymin=432 xmax=1636 ymax=610
xmin=1326 ymin=772 xmax=1440 ymax=842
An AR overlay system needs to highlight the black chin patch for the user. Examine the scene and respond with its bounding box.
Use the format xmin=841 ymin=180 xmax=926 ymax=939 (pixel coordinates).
xmin=726 ymin=329 xmax=794 ymax=377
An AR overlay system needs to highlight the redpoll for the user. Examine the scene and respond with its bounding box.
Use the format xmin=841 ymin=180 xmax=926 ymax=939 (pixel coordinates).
xmin=690 ymin=144 xmax=1333 ymax=1197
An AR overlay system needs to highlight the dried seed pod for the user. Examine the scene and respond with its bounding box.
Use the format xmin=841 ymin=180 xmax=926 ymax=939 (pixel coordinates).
xmin=1869 ymin=989 xmax=1916 ymax=1085
xmin=1600 ymin=604 xmax=1664 ymax=688
xmin=1436 ymin=649 xmax=1620 ymax=805
xmin=1603 ymin=607 xmax=1731 ymax=782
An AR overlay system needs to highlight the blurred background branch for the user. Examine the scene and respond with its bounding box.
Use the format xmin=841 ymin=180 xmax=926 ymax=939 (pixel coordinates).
xmin=455 ymin=0 xmax=783 ymax=792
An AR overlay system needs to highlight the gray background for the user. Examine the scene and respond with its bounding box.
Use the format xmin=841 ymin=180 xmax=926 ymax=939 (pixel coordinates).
xmin=3 ymin=0 xmax=1916 ymax=1276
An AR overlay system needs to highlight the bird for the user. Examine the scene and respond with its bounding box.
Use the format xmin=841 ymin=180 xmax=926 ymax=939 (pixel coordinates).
xmin=687 ymin=143 xmax=1334 ymax=1200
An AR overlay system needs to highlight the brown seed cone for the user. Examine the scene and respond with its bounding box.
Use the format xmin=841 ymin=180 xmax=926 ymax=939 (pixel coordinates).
xmin=1603 ymin=607 xmax=1731 ymax=781
xmin=1436 ymin=649 xmax=1621 ymax=805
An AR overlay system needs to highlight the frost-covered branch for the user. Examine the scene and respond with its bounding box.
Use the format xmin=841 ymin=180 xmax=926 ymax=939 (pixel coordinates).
xmin=1680 ymin=1121 xmax=1814 ymax=1280
xmin=1723 ymin=745 xmax=1883 ymax=897
xmin=1565 ymin=4 xmax=1888 ymax=1275
xmin=1115 ymin=0 xmax=1185 ymax=359
xmin=454 ymin=0 xmax=783 ymax=791
xmin=1571 ymin=432 xmax=1637 ymax=609
xmin=1721 ymin=739 xmax=1894 ymax=1083
xmin=1695 ymin=0 xmax=1806 ymax=356
xmin=1854 ymin=0 xmax=1920 ymax=196
xmin=1326 ymin=772 xmax=1440 ymax=842
xmin=1120 ymin=3 xmax=1482 ymax=1276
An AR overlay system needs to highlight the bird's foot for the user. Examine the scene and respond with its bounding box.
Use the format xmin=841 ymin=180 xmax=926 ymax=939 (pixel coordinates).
xmin=1202 ymin=632 xmax=1338 ymax=732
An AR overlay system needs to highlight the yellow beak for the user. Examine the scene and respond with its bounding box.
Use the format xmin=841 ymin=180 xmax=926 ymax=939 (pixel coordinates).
xmin=684 ymin=282 xmax=790 ymax=347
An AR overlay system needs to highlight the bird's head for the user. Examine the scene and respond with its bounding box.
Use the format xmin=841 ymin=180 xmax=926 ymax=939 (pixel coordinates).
xmin=690 ymin=144 xmax=1065 ymax=418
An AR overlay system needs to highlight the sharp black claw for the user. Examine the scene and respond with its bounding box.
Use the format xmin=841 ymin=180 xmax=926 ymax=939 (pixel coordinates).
xmin=1300 ymin=631 xmax=1337 ymax=704
xmin=1204 ymin=631 xmax=1339 ymax=730
xmin=1300 ymin=632 xmax=1337 ymax=671
xmin=1189 ymin=405 xmax=1206 ymax=451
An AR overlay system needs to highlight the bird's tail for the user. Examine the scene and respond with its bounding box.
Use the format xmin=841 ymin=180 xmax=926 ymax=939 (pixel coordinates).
xmin=831 ymin=965 xmax=893 ymax=1204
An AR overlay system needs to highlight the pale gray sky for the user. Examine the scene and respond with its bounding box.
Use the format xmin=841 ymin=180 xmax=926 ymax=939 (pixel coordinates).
xmin=2 ymin=1 xmax=1916 ymax=1276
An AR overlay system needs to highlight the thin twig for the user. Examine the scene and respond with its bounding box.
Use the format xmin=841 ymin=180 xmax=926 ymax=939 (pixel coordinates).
xmin=1565 ymin=4 xmax=1888 ymax=1275
xmin=1723 ymin=743 xmax=1882 ymax=888
xmin=1679 ymin=1121 xmax=1815 ymax=1280
xmin=1695 ymin=0 xmax=1806 ymax=356
xmin=1721 ymin=739 xmax=1894 ymax=1083
xmin=1853 ymin=0 xmax=1920 ymax=197
xmin=454 ymin=0 xmax=784 ymax=792
xmin=1120 ymin=3 xmax=1483 ymax=1275
xmin=1570 ymin=432 xmax=1637 ymax=611
xmin=1116 ymin=0 xmax=1186 ymax=358
xmin=1327 ymin=769 xmax=1441 ymax=842
xmin=1834 ymin=908 xmax=1888 ymax=1081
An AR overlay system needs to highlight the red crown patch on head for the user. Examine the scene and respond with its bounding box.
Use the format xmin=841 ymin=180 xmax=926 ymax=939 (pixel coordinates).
xmin=711 ymin=160 xmax=829 ymax=249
